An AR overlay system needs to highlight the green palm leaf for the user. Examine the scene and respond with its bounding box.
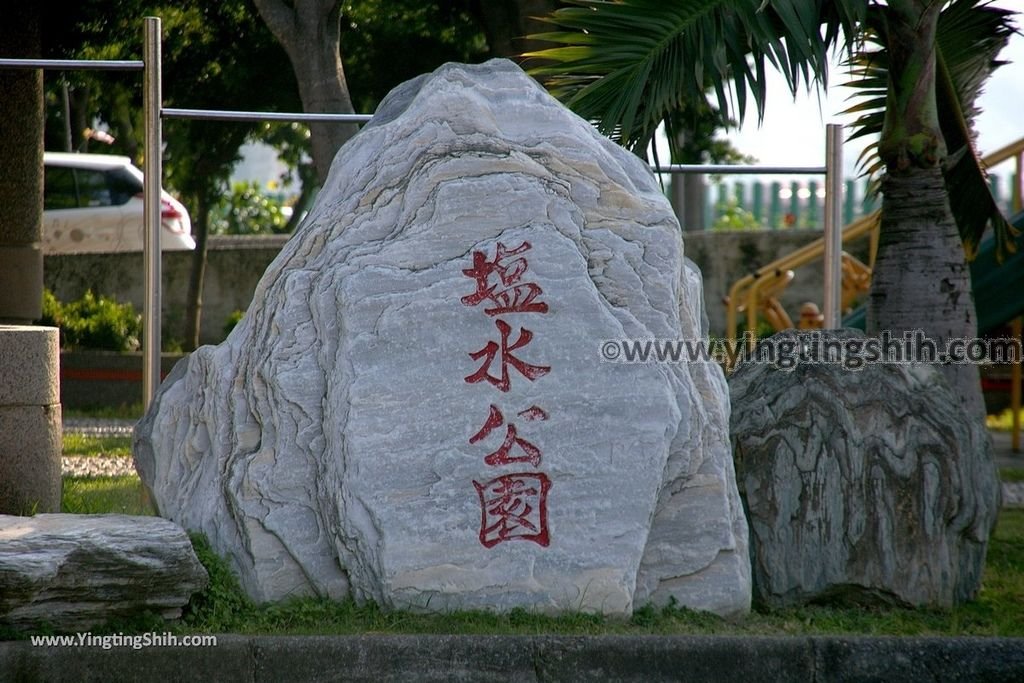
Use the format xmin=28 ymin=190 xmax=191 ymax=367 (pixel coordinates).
xmin=843 ymin=0 xmax=1018 ymax=259
xmin=526 ymin=0 xmax=864 ymax=155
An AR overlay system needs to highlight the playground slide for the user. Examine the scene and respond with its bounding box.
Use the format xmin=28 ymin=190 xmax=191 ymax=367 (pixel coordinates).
xmin=843 ymin=209 xmax=1024 ymax=335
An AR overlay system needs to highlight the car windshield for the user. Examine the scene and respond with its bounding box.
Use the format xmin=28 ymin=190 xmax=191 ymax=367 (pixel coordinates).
xmin=43 ymin=164 xmax=143 ymax=209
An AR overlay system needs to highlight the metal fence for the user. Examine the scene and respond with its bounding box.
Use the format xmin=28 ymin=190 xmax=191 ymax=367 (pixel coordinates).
xmin=2 ymin=16 xmax=847 ymax=406
xmin=678 ymin=173 xmax=1020 ymax=231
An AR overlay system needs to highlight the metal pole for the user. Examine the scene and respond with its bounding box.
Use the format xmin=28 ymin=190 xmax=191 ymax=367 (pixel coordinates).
xmin=143 ymin=17 xmax=161 ymax=408
xmin=1012 ymin=317 xmax=1021 ymax=453
xmin=161 ymin=107 xmax=373 ymax=123
xmin=0 ymin=58 xmax=144 ymax=70
xmin=822 ymin=123 xmax=843 ymax=329
xmin=654 ymin=163 xmax=826 ymax=175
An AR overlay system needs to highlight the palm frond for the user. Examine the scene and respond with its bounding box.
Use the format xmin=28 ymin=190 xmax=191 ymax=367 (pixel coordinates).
xmin=525 ymin=0 xmax=863 ymax=155
xmin=842 ymin=0 xmax=1018 ymax=259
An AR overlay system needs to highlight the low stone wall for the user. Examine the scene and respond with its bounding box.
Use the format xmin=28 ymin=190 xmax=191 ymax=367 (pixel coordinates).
xmin=43 ymin=231 xmax=865 ymax=345
xmin=2 ymin=634 xmax=1023 ymax=682
xmin=44 ymin=235 xmax=288 ymax=347
xmin=59 ymin=351 xmax=188 ymax=410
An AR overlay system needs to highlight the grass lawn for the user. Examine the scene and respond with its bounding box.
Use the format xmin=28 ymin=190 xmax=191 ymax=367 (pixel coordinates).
xmin=62 ymin=475 xmax=151 ymax=515
xmin=58 ymin=476 xmax=1020 ymax=639
xmin=50 ymin=462 xmax=1024 ymax=638
xmin=64 ymin=403 xmax=143 ymax=421
xmin=175 ymin=510 xmax=1024 ymax=637
xmin=62 ymin=433 xmax=133 ymax=458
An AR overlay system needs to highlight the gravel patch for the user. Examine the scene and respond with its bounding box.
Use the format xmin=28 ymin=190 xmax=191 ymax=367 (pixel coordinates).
xmin=1004 ymin=482 xmax=1024 ymax=508
xmin=56 ymin=420 xmax=1024 ymax=506
xmin=62 ymin=456 xmax=137 ymax=478
xmin=54 ymin=457 xmax=1024 ymax=505
xmin=63 ymin=418 xmax=137 ymax=438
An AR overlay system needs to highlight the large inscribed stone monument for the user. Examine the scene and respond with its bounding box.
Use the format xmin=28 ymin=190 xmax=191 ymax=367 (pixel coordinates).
xmin=134 ymin=59 xmax=750 ymax=616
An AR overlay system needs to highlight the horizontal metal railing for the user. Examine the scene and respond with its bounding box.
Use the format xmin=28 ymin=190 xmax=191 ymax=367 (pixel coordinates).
xmin=724 ymin=134 xmax=1024 ymax=363
xmin=652 ymin=164 xmax=827 ymax=175
xmin=0 ymin=58 xmax=144 ymax=71
xmin=161 ymin=108 xmax=373 ymax=123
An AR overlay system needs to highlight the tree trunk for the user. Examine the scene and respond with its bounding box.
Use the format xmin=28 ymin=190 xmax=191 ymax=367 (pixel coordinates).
xmin=868 ymin=168 xmax=984 ymax=421
xmin=184 ymin=191 xmax=212 ymax=351
xmin=669 ymin=174 xmax=707 ymax=232
xmin=0 ymin=5 xmax=43 ymax=323
xmin=869 ymin=0 xmax=984 ymax=421
xmin=471 ymin=0 xmax=561 ymax=59
xmin=253 ymin=0 xmax=358 ymax=186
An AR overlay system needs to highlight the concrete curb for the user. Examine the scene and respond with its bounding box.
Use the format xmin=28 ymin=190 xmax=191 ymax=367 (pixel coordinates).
xmin=2 ymin=634 xmax=1023 ymax=682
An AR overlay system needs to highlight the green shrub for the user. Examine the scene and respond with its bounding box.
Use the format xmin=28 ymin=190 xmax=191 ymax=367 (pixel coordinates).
xmin=183 ymin=533 xmax=254 ymax=631
xmin=223 ymin=309 xmax=245 ymax=337
xmin=211 ymin=181 xmax=289 ymax=235
xmin=41 ymin=289 xmax=142 ymax=352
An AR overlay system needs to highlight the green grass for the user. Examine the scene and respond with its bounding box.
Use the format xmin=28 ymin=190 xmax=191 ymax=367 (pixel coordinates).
xmin=988 ymin=408 xmax=1024 ymax=433
xmin=61 ymin=475 xmax=152 ymax=515
xmin=172 ymin=510 xmax=1024 ymax=637
xmin=62 ymin=433 xmax=132 ymax=458
xmin=1002 ymin=468 xmax=1024 ymax=483
xmin=64 ymin=402 xmax=143 ymax=420
xmin=44 ymin=473 xmax=1024 ymax=639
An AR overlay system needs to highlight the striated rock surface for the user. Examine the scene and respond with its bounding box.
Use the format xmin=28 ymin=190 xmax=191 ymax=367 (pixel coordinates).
xmin=134 ymin=59 xmax=749 ymax=616
xmin=0 ymin=514 xmax=208 ymax=631
xmin=730 ymin=329 xmax=1000 ymax=608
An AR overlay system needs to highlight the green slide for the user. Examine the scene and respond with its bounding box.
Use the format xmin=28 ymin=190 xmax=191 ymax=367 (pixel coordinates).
xmin=843 ymin=210 xmax=1024 ymax=335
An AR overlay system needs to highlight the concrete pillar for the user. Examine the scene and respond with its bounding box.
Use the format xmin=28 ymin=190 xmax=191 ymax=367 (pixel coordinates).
xmin=0 ymin=326 xmax=61 ymax=514
xmin=0 ymin=4 xmax=44 ymax=324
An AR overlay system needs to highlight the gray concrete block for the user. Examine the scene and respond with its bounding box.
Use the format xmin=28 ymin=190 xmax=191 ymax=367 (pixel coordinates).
xmin=813 ymin=637 xmax=1024 ymax=683
xmin=0 ymin=404 xmax=61 ymax=514
xmin=2 ymin=635 xmax=1023 ymax=682
xmin=0 ymin=326 xmax=58 ymax=406
xmin=0 ymin=634 xmax=251 ymax=683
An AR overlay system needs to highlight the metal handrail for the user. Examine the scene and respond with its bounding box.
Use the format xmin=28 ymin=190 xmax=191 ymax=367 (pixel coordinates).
xmin=725 ymin=135 xmax=1024 ymax=356
xmin=162 ymin=108 xmax=372 ymax=123
xmin=0 ymin=58 xmax=144 ymax=71
xmin=652 ymin=164 xmax=826 ymax=175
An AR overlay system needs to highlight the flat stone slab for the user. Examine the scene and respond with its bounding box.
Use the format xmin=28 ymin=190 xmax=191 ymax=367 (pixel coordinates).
xmin=0 ymin=513 xmax=208 ymax=632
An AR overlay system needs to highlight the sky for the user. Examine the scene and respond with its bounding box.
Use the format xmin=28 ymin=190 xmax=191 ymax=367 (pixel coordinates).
xmin=720 ymin=1 xmax=1024 ymax=183
xmin=237 ymin=3 xmax=1024 ymax=192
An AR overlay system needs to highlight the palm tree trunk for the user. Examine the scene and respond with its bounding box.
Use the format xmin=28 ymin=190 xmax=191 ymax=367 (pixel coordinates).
xmin=867 ymin=168 xmax=984 ymax=421
xmin=868 ymin=0 xmax=985 ymax=422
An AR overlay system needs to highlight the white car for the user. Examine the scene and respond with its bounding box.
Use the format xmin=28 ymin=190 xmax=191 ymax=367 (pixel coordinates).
xmin=43 ymin=152 xmax=196 ymax=254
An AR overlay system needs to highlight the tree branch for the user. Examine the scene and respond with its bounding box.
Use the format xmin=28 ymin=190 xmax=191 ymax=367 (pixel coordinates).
xmin=252 ymin=0 xmax=297 ymax=53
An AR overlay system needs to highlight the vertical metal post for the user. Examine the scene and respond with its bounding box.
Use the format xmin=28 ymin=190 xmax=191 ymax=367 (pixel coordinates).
xmin=823 ymin=123 xmax=843 ymax=329
xmin=1012 ymin=317 xmax=1021 ymax=453
xmin=143 ymin=17 xmax=161 ymax=408
xmin=1015 ymin=152 xmax=1023 ymax=214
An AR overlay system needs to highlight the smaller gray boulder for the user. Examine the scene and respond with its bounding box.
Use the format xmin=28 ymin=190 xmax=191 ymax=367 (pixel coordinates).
xmin=730 ymin=329 xmax=999 ymax=608
xmin=0 ymin=514 xmax=208 ymax=631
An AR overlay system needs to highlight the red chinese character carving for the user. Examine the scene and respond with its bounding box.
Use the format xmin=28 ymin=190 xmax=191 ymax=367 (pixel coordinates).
xmin=465 ymin=319 xmax=550 ymax=392
xmin=517 ymin=406 xmax=549 ymax=421
xmin=461 ymin=241 xmax=549 ymax=316
xmin=469 ymin=405 xmax=505 ymax=444
xmin=474 ymin=473 xmax=552 ymax=548
xmin=469 ymin=405 xmax=542 ymax=467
